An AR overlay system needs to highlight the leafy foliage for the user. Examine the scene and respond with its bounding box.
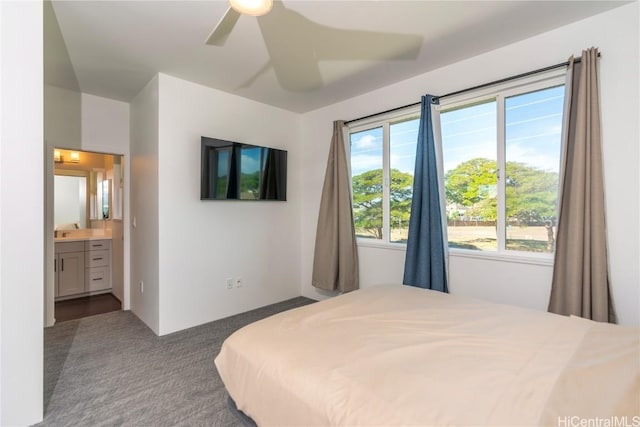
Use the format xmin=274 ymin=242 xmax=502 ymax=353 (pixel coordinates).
xmin=240 ymin=171 xmax=260 ymax=199
xmin=444 ymin=158 xmax=498 ymax=220
xmin=505 ymin=161 xmax=558 ymax=224
xmin=444 ymin=158 xmax=558 ymax=224
xmin=445 ymin=158 xmax=498 ymax=206
xmin=352 ymin=168 xmax=413 ymax=239
xmin=351 ymin=159 xmax=558 ymax=247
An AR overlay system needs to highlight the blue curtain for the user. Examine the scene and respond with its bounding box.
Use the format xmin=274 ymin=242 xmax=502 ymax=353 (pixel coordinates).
xmin=402 ymin=95 xmax=448 ymax=292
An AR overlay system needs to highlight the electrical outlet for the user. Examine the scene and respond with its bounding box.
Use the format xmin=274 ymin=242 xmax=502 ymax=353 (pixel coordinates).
xmin=235 ymin=277 xmax=243 ymax=288
xmin=140 ymin=281 xmax=144 ymax=293
xmin=226 ymin=278 xmax=233 ymax=290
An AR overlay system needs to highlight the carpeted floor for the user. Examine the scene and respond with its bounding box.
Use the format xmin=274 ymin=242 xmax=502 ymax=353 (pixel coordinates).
xmin=37 ymin=297 xmax=315 ymax=427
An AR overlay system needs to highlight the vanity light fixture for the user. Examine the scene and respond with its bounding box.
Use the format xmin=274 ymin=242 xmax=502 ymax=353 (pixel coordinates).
xmin=54 ymin=150 xmax=81 ymax=164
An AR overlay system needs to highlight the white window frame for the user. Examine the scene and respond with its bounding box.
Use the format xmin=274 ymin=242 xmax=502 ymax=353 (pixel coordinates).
xmin=347 ymin=68 xmax=566 ymax=264
xmin=439 ymin=69 xmax=566 ymax=265
xmin=348 ymin=106 xmax=420 ymax=250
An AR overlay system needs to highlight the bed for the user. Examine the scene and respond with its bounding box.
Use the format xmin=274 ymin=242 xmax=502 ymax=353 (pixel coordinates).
xmin=214 ymin=285 xmax=639 ymax=426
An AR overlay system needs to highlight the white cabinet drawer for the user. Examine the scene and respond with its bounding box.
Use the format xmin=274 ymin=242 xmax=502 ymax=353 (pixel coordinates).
xmin=86 ymin=250 xmax=109 ymax=268
xmin=85 ymin=239 xmax=111 ymax=251
xmin=56 ymin=241 xmax=85 ymax=254
xmin=86 ymin=266 xmax=111 ymax=291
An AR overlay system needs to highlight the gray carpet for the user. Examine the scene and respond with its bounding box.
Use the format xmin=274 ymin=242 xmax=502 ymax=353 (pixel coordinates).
xmin=37 ymin=297 xmax=315 ymax=427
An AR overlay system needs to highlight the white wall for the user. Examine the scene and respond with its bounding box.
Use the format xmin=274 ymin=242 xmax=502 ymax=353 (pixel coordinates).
xmin=44 ymin=85 xmax=81 ymax=150
xmin=81 ymin=93 xmax=130 ymax=155
xmin=43 ymin=0 xmax=79 ymax=94
xmin=155 ymin=74 xmax=302 ymax=334
xmin=0 ymin=0 xmax=44 ymax=424
xmin=130 ymin=76 xmax=160 ymax=334
xmin=81 ymin=93 xmax=131 ymax=308
xmin=300 ymin=3 xmax=639 ymax=326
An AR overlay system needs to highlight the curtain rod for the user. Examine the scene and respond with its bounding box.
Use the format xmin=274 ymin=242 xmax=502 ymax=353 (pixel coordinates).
xmin=345 ymin=53 xmax=599 ymax=125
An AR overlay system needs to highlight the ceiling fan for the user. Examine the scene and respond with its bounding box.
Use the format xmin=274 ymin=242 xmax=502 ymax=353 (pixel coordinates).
xmin=206 ymin=0 xmax=274 ymax=46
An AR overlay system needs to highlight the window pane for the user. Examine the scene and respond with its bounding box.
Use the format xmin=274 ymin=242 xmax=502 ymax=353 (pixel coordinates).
xmin=240 ymin=146 xmax=261 ymax=200
xmin=351 ymin=127 xmax=383 ymax=240
xmin=389 ymin=118 xmax=419 ymax=243
xmin=441 ymin=100 xmax=497 ymax=251
xmin=505 ymin=85 xmax=563 ymax=252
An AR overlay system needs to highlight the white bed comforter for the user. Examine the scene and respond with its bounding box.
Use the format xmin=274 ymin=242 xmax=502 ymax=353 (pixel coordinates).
xmin=215 ymin=285 xmax=639 ymax=426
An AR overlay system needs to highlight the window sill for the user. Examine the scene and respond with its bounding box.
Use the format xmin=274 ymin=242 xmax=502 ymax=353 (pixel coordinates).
xmin=356 ymin=240 xmax=408 ymax=252
xmin=357 ymin=240 xmax=555 ymax=266
xmin=449 ymin=249 xmax=554 ymax=266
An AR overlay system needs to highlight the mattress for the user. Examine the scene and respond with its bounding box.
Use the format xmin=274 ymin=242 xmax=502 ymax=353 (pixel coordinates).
xmin=214 ymin=285 xmax=639 ymax=426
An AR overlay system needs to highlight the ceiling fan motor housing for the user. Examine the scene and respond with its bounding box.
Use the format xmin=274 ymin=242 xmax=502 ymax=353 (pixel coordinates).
xmin=229 ymin=0 xmax=273 ymax=16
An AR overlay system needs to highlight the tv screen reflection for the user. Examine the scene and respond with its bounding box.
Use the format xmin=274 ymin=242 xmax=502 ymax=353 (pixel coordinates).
xmin=201 ymin=137 xmax=287 ymax=201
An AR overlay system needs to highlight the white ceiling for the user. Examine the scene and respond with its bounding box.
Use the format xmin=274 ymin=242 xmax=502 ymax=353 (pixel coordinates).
xmin=49 ymin=0 xmax=628 ymax=113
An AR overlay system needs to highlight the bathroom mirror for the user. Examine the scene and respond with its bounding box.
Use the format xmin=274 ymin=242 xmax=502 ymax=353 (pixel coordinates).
xmin=54 ymin=170 xmax=89 ymax=229
xmin=54 ymin=169 xmax=111 ymax=229
xmin=89 ymin=170 xmax=110 ymax=221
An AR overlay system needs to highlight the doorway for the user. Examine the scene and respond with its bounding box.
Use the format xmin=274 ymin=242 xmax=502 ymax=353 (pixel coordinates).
xmin=50 ymin=148 xmax=126 ymax=323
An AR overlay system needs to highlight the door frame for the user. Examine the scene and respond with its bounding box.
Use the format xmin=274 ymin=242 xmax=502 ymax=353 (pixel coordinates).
xmin=45 ymin=144 xmax=130 ymax=326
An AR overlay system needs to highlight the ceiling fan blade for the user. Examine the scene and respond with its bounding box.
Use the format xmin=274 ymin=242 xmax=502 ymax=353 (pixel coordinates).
xmin=206 ymin=7 xmax=241 ymax=46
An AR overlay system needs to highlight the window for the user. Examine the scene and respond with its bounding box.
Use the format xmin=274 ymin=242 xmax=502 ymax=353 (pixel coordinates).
xmin=349 ymin=110 xmax=420 ymax=245
xmin=441 ymin=76 xmax=565 ymax=255
xmin=348 ymin=72 xmax=565 ymax=257
xmin=440 ymin=100 xmax=498 ymax=249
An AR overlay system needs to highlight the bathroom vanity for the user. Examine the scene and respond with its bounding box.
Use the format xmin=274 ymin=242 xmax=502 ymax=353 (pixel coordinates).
xmin=54 ymin=235 xmax=112 ymax=299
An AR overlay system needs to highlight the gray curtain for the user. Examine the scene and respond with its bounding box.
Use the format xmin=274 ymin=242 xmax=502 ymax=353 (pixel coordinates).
xmin=402 ymin=95 xmax=448 ymax=292
xmin=259 ymin=148 xmax=285 ymax=200
xmin=312 ymin=121 xmax=359 ymax=292
xmin=548 ymin=48 xmax=616 ymax=323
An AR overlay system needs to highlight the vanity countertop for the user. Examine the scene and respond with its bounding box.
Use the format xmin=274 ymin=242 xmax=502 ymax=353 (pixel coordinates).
xmin=54 ymin=230 xmax=112 ymax=243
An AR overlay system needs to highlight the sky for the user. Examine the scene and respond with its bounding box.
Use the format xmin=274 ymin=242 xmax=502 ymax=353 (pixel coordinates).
xmin=350 ymin=84 xmax=564 ymax=178
xmin=241 ymin=146 xmax=263 ymax=174
xmin=350 ymin=118 xmax=419 ymax=177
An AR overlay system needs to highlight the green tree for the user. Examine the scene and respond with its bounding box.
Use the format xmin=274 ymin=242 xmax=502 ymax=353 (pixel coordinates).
xmin=240 ymin=171 xmax=260 ymax=199
xmin=444 ymin=157 xmax=558 ymax=224
xmin=505 ymin=161 xmax=558 ymax=224
xmin=352 ymin=168 xmax=413 ymax=239
xmin=444 ymin=158 xmax=497 ymax=220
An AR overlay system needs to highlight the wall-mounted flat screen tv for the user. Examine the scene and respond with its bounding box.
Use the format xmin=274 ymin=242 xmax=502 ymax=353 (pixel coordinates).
xmin=201 ymin=137 xmax=287 ymax=201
